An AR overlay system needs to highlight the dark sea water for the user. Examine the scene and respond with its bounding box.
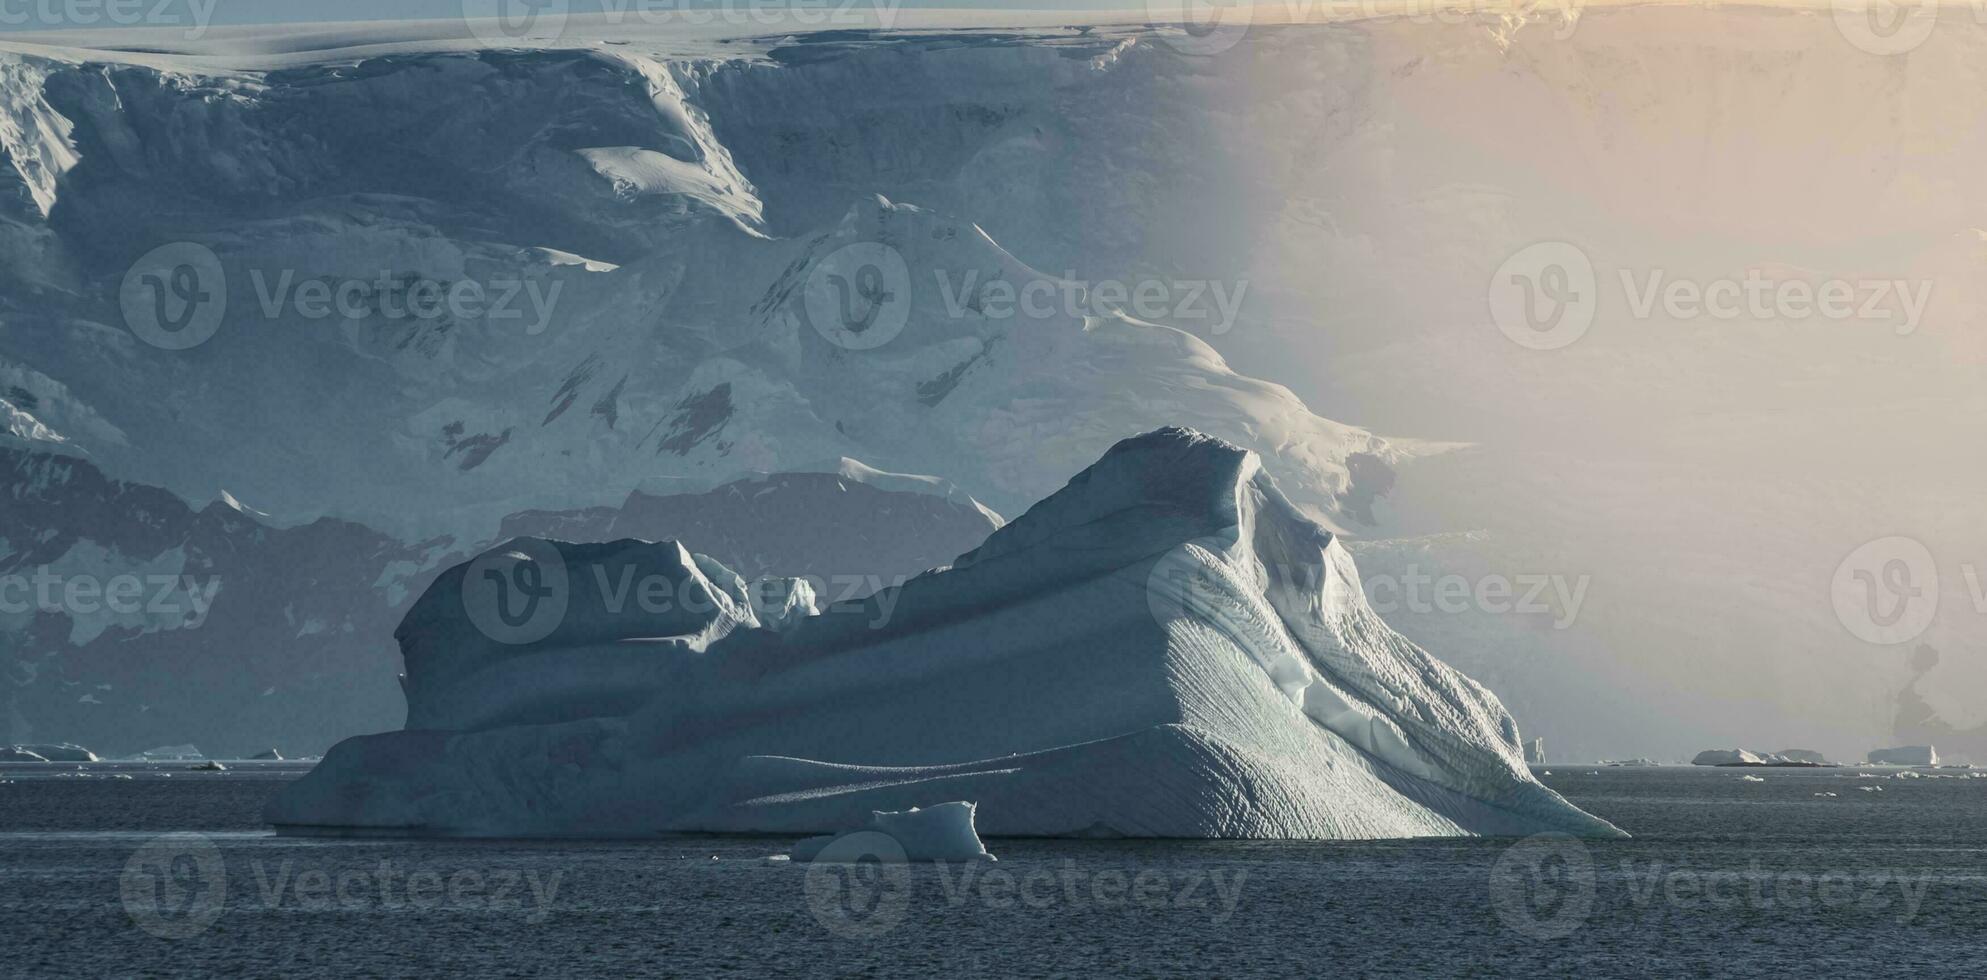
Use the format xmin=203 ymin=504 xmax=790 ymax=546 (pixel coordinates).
xmin=2 ymin=762 xmax=1983 ymax=977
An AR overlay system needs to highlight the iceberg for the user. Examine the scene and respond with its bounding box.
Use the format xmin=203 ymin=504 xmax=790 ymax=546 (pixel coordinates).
xmin=793 ymin=803 xmax=994 ymax=863
xmin=1692 ymin=749 xmax=1768 ymax=766
xmin=1868 ymin=746 xmax=1939 ymax=766
xmin=266 ymin=429 xmax=1621 ymax=840
xmin=7 ymin=742 xmax=96 ymax=762
xmin=136 ymin=745 xmax=204 ymax=761
xmin=1692 ymin=749 xmax=1831 ymax=768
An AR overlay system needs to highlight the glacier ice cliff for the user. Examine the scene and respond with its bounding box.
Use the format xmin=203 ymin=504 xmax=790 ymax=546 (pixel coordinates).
xmin=266 ymin=429 xmax=1621 ymax=840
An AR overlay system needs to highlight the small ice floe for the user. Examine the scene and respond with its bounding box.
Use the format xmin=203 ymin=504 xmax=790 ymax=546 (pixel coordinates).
xmin=1859 ymin=786 xmax=1883 ymax=793
xmin=1739 ymin=775 xmax=1766 ymax=783
xmin=791 ymin=802 xmax=996 ymax=863
xmin=1813 ymin=792 xmax=1838 ymax=797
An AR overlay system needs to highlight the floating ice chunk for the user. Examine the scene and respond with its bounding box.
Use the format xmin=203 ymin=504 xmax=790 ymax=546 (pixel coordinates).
xmin=792 ymin=803 xmax=994 ymax=863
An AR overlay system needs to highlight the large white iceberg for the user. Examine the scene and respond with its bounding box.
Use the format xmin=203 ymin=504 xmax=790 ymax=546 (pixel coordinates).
xmin=266 ymin=429 xmax=1621 ymax=840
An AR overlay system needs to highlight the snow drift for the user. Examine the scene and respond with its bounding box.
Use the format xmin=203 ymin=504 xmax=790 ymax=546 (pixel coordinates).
xmin=266 ymin=429 xmax=1620 ymax=840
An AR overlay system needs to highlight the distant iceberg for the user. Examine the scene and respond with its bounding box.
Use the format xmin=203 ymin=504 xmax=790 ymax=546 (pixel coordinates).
xmin=1868 ymin=746 xmax=1938 ymax=766
xmin=1692 ymin=749 xmax=1768 ymax=766
xmin=6 ymin=743 xmax=96 ymax=762
xmin=1692 ymin=749 xmax=1832 ymax=767
xmin=266 ymin=429 xmax=1622 ymax=840
xmin=136 ymin=745 xmax=204 ymax=761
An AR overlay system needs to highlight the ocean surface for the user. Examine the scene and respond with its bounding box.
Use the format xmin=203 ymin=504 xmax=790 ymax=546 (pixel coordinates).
xmin=2 ymin=763 xmax=1982 ymax=977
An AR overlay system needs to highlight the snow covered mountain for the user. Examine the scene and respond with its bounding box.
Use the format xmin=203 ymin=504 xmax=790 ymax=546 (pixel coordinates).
xmin=267 ymin=429 xmax=1620 ymax=839
xmin=0 ymin=30 xmax=1393 ymax=540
